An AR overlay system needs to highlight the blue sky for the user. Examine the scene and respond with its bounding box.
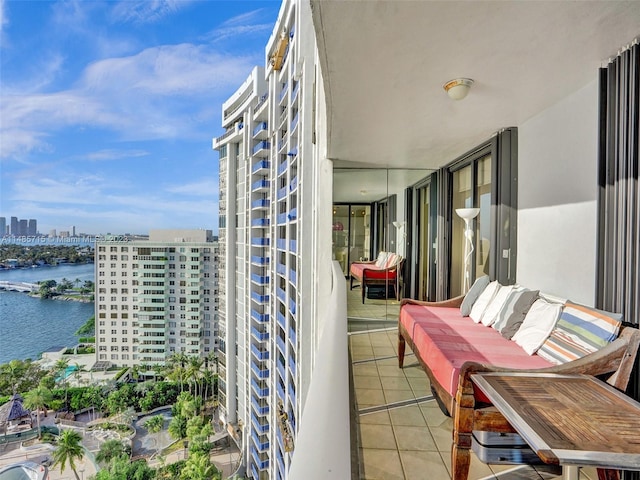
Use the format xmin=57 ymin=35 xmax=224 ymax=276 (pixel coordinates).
xmin=0 ymin=0 xmax=280 ymax=235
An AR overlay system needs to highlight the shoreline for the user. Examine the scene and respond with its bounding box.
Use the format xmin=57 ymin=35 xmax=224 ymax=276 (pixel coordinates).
xmin=27 ymin=292 xmax=94 ymax=303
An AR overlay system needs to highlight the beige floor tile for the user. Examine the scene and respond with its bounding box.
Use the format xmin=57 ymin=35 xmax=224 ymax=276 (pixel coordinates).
xmin=380 ymin=375 xmax=412 ymax=391
xmin=377 ymin=356 xmax=403 ymax=367
xmin=360 ymin=448 xmax=405 ymax=480
xmin=358 ymin=410 xmax=391 ymax=425
xmin=399 ymin=450 xmax=451 ymax=479
xmin=429 ymin=422 xmax=454 ymax=452
xmin=373 ymin=345 xmax=397 ymax=357
xmin=376 ymin=365 xmax=407 ymax=378
xmin=352 ymin=363 xmax=379 ymax=377
xmin=359 ymin=424 xmax=398 ymax=450
xmin=388 ymin=405 xmax=427 ymax=427
xmin=419 ymin=403 xmax=452 ymax=427
xmin=402 ymin=364 xmax=429 ymax=378
xmin=393 ymin=425 xmax=438 ymax=451
xmin=407 ymin=376 xmax=431 ymax=396
xmin=354 ymin=374 xmax=383 ymax=390
xmin=352 ymin=345 xmax=375 ymax=357
xmin=383 ymin=389 xmax=416 ymax=405
xmin=356 ymin=388 xmax=386 ymax=407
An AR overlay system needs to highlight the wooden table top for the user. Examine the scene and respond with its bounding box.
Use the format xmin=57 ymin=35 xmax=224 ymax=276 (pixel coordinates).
xmin=471 ymin=372 xmax=640 ymax=470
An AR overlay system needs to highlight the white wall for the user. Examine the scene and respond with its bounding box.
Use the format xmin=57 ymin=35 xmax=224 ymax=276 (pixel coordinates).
xmin=516 ymin=78 xmax=599 ymax=304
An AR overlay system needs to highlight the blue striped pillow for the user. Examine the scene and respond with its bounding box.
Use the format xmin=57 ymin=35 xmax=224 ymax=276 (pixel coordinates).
xmin=537 ymin=302 xmax=622 ymax=365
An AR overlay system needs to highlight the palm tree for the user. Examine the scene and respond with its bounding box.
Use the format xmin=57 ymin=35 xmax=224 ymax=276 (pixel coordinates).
xmin=168 ymin=353 xmax=188 ymax=392
xmin=95 ymin=438 xmax=130 ymax=465
xmin=52 ymin=429 xmax=84 ymax=480
xmin=186 ymin=357 xmax=204 ymax=400
xmin=180 ymin=451 xmax=219 ymax=480
xmin=53 ymin=358 xmax=70 ymax=410
xmin=23 ymin=386 xmax=52 ymax=438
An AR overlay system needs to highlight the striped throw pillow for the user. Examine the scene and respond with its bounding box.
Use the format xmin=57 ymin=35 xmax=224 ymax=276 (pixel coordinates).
xmin=537 ymin=302 xmax=622 ymax=365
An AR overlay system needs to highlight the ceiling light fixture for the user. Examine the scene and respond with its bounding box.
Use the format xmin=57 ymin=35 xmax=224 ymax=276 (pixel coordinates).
xmin=443 ymin=78 xmax=474 ymax=101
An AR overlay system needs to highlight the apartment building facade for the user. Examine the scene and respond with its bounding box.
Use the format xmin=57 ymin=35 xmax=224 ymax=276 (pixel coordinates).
xmin=213 ymin=1 xmax=333 ymax=478
xmin=95 ymin=229 xmax=219 ymax=369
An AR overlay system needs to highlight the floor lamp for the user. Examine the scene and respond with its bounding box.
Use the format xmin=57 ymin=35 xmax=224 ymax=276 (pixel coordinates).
xmin=455 ymin=208 xmax=480 ymax=293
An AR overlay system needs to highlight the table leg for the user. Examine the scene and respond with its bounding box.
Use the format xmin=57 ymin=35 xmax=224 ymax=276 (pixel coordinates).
xmin=563 ymin=466 xmax=579 ymax=480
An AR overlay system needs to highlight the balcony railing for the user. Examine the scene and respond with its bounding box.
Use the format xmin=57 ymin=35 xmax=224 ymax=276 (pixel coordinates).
xmin=288 ymin=261 xmax=350 ymax=479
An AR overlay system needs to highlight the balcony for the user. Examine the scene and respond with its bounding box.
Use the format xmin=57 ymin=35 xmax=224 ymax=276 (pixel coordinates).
xmin=251 ymin=309 xmax=269 ymax=324
xmin=279 ymin=83 xmax=289 ymax=103
xmin=251 ymin=255 xmax=269 ymax=266
xmin=276 ymin=336 xmax=286 ymax=355
xmin=252 ymin=159 xmax=270 ymax=174
xmin=251 ymin=412 xmax=269 ymax=435
xmin=251 ymin=433 xmax=270 ymax=455
xmin=251 ymin=343 xmax=269 ymax=361
xmin=252 ymin=140 xmax=270 ymax=155
xmin=251 ymin=198 xmax=270 ymax=210
xmin=251 ymin=237 xmax=269 ymax=247
xmin=251 ymin=378 xmax=269 ymax=398
xmin=276 ymin=262 xmax=287 ymax=276
xmin=277 ymin=212 xmax=288 ymax=225
xmin=251 ymin=217 xmax=270 ymax=227
xmin=251 ymin=179 xmax=270 ymax=192
xmin=277 ymin=185 xmax=288 ymax=200
xmin=251 ymin=326 xmax=269 ymax=342
xmin=277 ymin=311 xmax=286 ymax=330
xmin=251 ymin=293 xmax=269 ymax=305
xmin=251 ymin=360 xmax=269 ymax=379
xmin=252 ymin=121 xmax=268 ymax=138
xmin=251 ymin=396 xmax=269 ymax=416
xmin=278 ymin=158 xmax=288 ymax=176
xmin=250 ymin=273 xmax=269 ymax=285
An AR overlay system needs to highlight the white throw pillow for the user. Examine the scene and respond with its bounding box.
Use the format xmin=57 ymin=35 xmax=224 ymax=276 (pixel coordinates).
xmin=511 ymin=299 xmax=562 ymax=355
xmin=481 ymin=285 xmax=514 ymax=326
xmin=469 ymin=281 xmax=500 ymax=324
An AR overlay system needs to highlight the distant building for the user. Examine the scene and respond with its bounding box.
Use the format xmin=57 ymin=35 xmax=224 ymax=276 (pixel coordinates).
xmin=94 ymin=229 xmax=219 ymax=369
xmin=59 ymin=231 xmax=69 ymax=238
xmin=0 ymin=217 xmax=5 ymax=237
xmin=49 ymin=229 xmax=57 ymax=238
xmin=18 ymin=220 xmax=27 ymax=236
xmin=10 ymin=217 xmax=18 ymax=236
xmin=28 ymin=219 xmax=37 ymax=236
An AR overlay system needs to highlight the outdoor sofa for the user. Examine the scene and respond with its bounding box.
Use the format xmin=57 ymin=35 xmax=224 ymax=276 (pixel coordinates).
xmin=397 ymin=277 xmax=640 ymax=480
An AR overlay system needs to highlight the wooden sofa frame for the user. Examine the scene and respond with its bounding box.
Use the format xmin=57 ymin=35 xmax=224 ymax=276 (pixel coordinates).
xmin=350 ymin=257 xmax=404 ymax=304
xmin=397 ymin=296 xmax=640 ymax=480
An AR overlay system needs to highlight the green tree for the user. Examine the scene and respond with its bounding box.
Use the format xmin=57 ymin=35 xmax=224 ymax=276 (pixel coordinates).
xmin=38 ymin=279 xmax=57 ymax=299
xmin=180 ymin=451 xmax=220 ymax=480
xmin=53 ymin=358 xmax=70 ymax=410
xmin=143 ymin=414 xmax=164 ymax=434
xmin=23 ymin=386 xmax=52 ymax=438
xmin=168 ymin=414 xmax=187 ymax=440
xmin=52 ymin=429 xmax=84 ymax=480
xmin=94 ymin=456 xmax=155 ymax=480
xmin=95 ymin=439 xmax=131 ymax=465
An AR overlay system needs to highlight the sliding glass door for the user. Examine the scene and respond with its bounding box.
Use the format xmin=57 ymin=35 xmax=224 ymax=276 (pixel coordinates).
xmin=450 ymin=154 xmax=492 ymax=297
xmin=332 ymin=203 xmax=371 ymax=276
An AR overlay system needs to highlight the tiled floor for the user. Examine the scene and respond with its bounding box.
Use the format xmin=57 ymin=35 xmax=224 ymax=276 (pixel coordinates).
xmin=346 ymin=284 xmax=599 ymax=480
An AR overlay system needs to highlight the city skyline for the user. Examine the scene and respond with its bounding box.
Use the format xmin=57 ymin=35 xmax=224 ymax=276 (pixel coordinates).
xmin=0 ymin=0 xmax=279 ymax=235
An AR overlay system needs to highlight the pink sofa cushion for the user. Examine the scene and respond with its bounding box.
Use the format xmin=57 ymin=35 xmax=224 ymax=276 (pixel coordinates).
xmin=400 ymin=304 xmax=553 ymax=403
xmin=350 ymin=262 xmax=398 ymax=280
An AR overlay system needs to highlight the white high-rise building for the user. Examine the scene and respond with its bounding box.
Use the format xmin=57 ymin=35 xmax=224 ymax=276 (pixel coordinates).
xmin=95 ymin=229 xmax=219 ymax=369
xmin=213 ymin=2 xmax=333 ymax=478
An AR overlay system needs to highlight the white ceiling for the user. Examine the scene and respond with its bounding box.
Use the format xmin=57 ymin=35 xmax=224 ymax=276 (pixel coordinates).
xmin=311 ymin=0 xmax=640 ymax=170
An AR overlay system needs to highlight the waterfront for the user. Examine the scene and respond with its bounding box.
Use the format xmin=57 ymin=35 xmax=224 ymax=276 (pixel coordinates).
xmin=0 ymin=263 xmax=95 ymax=364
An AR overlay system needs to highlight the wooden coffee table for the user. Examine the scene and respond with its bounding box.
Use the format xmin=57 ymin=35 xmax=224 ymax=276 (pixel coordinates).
xmin=471 ymin=372 xmax=640 ymax=478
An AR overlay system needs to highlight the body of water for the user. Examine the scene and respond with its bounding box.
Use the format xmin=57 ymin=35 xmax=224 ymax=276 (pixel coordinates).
xmin=0 ymin=263 xmax=95 ymax=364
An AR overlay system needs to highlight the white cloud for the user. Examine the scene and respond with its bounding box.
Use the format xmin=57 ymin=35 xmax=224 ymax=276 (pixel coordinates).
xmin=165 ymin=178 xmax=219 ymax=197
xmin=1 ymin=43 xmax=257 ymax=158
xmin=110 ymin=0 xmax=194 ymax=25
xmin=85 ymin=149 xmax=150 ymax=161
xmin=0 ymin=0 xmax=7 ymax=38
